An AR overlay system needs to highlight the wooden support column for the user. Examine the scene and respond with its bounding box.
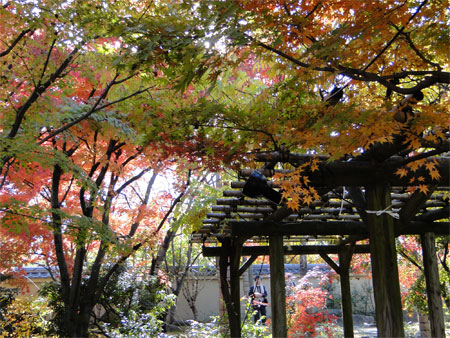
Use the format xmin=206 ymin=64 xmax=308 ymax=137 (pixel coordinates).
xmin=320 ymin=244 xmax=355 ymax=338
xmin=218 ymin=239 xmax=241 ymax=338
xmin=230 ymin=241 xmax=243 ymax=338
xmin=269 ymin=235 xmax=287 ymax=338
xmin=339 ymin=246 xmax=355 ymax=338
xmin=216 ymin=256 xmax=225 ymax=317
xmin=421 ymin=232 xmax=446 ymax=338
xmin=366 ymin=183 xmax=405 ymax=338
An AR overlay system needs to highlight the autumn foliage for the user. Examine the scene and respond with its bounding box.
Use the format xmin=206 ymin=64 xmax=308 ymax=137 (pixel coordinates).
xmin=0 ymin=0 xmax=448 ymax=336
xmin=287 ymin=268 xmax=337 ymax=338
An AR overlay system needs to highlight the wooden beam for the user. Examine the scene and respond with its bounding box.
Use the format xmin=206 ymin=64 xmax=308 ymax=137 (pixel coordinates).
xmin=208 ymin=212 xmax=362 ymax=221
xmin=239 ymin=157 xmax=449 ymax=186
xmin=239 ymin=255 xmax=258 ymax=276
xmin=269 ymin=235 xmax=287 ymax=337
xmin=415 ymin=206 xmax=449 ymax=222
xmin=421 ymin=232 xmax=446 ymax=338
xmin=319 ymin=253 xmax=340 ymax=273
xmin=203 ymin=245 xmax=371 ymax=257
xmin=399 ymin=186 xmax=436 ymax=224
xmin=231 ymin=220 xmax=450 ymax=236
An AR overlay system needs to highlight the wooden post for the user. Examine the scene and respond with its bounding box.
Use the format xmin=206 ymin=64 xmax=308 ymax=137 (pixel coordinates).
xmin=216 ymin=256 xmax=225 ymax=317
xmin=339 ymin=247 xmax=354 ymax=338
xmin=269 ymin=235 xmax=287 ymax=337
xmin=230 ymin=241 xmax=242 ymax=338
xmin=366 ymin=183 xmax=405 ymax=338
xmin=218 ymin=239 xmax=241 ymax=338
xmin=320 ymin=248 xmax=354 ymax=338
xmin=421 ymin=232 xmax=446 ymax=338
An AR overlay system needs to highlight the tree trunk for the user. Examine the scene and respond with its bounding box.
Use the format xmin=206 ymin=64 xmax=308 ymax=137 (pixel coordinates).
xmin=299 ymin=255 xmax=308 ymax=277
xmin=64 ymin=305 xmax=92 ymax=338
xmin=189 ymin=304 xmax=198 ymax=321
xmin=418 ymin=313 xmax=431 ymax=338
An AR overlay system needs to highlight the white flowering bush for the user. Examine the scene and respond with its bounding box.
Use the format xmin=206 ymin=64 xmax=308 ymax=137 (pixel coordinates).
xmin=163 ymin=316 xmax=270 ymax=338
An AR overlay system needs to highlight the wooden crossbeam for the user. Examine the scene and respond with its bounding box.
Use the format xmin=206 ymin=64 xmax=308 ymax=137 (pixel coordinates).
xmin=231 ymin=220 xmax=450 ymax=236
xmin=238 ymin=158 xmax=449 ymax=186
xmin=203 ymin=244 xmax=371 ymax=257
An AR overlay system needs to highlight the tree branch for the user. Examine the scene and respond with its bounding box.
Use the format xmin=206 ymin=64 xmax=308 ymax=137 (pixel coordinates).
xmin=0 ymin=29 xmax=32 ymax=57
xmin=36 ymin=72 xmax=120 ymax=145
xmin=8 ymin=45 xmax=82 ymax=139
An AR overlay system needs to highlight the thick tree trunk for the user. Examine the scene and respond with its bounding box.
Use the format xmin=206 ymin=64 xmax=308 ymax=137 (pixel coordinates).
xmin=366 ymin=183 xmax=405 ymax=338
xmin=64 ymin=306 xmax=92 ymax=338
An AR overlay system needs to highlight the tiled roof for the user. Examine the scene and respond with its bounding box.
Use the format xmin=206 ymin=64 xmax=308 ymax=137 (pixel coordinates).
xmin=23 ymin=267 xmax=52 ymax=279
xmin=251 ymin=263 xmax=330 ymax=276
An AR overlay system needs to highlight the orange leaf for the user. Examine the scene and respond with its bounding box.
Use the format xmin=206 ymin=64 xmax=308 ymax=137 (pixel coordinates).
xmin=395 ymin=168 xmax=408 ymax=178
xmin=418 ymin=185 xmax=429 ymax=194
xmin=429 ymin=169 xmax=441 ymax=181
xmin=303 ymin=195 xmax=313 ymax=205
xmin=424 ymin=160 xmax=436 ymax=172
xmin=287 ymin=199 xmax=299 ymax=211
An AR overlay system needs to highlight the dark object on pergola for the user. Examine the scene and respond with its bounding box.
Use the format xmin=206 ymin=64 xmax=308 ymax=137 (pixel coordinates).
xmin=194 ymin=139 xmax=449 ymax=338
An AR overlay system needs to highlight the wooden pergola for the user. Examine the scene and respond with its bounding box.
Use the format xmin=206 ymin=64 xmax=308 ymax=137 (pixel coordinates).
xmin=193 ymin=145 xmax=449 ymax=338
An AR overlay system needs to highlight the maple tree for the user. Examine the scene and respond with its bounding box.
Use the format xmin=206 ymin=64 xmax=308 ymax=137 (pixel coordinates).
xmin=0 ymin=1 xmax=240 ymax=336
xmin=183 ymin=1 xmax=449 ymax=336
xmin=398 ymin=235 xmax=450 ymax=312
xmin=0 ymin=0 xmax=448 ymax=336
xmin=286 ymin=267 xmax=338 ymax=338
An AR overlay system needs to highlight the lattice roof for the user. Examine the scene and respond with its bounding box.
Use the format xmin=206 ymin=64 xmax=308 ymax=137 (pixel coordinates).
xmin=194 ymin=152 xmax=449 ymax=246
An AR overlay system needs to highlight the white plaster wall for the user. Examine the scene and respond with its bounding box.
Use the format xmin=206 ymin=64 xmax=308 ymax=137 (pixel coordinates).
xmin=172 ymin=273 xmax=373 ymax=322
xmin=172 ymin=277 xmax=221 ymax=322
